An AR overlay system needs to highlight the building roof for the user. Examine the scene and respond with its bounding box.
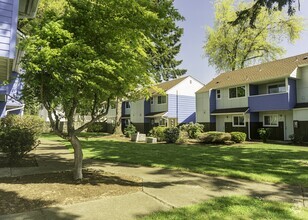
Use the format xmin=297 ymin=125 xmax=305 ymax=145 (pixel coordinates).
xmin=197 ymin=53 xmax=308 ymax=93
xmin=145 ymin=111 xmax=167 ymax=118
xmin=150 ymin=76 xmax=189 ymax=95
xmin=294 ymin=103 xmax=308 ymax=109
xmin=211 ymin=107 xmax=249 ymax=115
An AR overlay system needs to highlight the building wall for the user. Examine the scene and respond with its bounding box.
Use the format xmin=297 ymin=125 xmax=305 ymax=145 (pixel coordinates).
xmin=168 ymin=94 xmax=196 ymax=123
xmin=216 ymin=85 xmax=248 ymax=109
xmin=150 ymin=96 xmax=168 ymax=113
xmin=297 ymin=66 xmax=308 ymax=103
xmin=130 ymin=99 xmax=145 ymax=123
xmin=196 ymin=92 xmax=210 ymax=123
xmin=0 ymin=0 xmax=19 ymax=59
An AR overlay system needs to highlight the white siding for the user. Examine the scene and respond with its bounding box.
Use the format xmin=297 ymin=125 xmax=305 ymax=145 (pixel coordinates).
xmin=151 ymin=96 xmax=168 ymax=112
xmin=297 ymin=66 xmax=308 ymax=103
xmin=196 ymin=92 xmax=210 ymax=123
xmin=167 ymin=76 xmax=204 ymax=96
xmin=216 ymin=85 xmax=248 ymax=109
xmin=130 ymin=99 xmax=144 ymax=123
xmin=293 ymin=109 xmax=308 ymax=121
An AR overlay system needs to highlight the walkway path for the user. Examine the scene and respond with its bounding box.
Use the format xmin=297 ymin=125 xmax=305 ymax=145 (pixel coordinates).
xmin=0 ymin=139 xmax=306 ymax=220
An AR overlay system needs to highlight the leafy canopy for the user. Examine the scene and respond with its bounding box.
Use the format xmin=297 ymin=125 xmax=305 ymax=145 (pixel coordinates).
xmin=204 ymin=0 xmax=303 ymax=73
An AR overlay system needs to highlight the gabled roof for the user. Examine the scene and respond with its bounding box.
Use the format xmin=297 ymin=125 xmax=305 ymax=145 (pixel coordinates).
xmin=197 ymin=53 xmax=308 ymax=93
xmin=150 ymin=76 xmax=189 ymax=95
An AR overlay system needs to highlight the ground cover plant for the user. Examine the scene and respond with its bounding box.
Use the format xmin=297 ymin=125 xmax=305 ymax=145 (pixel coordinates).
xmin=141 ymin=196 xmax=308 ymax=220
xmin=40 ymin=134 xmax=308 ymax=187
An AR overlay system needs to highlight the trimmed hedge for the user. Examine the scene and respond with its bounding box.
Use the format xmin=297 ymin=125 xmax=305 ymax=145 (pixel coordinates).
xmin=149 ymin=126 xmax=167 ymax=141
xmin=231 ymin=132 xmax=247 ymax=143
xmin=198 ymin=132 xmax=231 ymax=144
xmin=164 ymin=127 xmax=180 ymax=143
xmin=180 ymin=122 xmax=204 ymax=139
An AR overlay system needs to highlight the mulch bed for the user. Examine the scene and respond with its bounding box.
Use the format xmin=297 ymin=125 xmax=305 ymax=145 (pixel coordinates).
xmin=0 ymin=169 xmax=142 ymax=215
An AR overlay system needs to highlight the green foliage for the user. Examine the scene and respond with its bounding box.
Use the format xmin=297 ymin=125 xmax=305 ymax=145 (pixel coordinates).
xmin=164 ymin=127 xmax=180 ymax=144
xmin=176 ymin=131 xmax=189 ymax=144
xmin=0 ymin=115 xmax=44 ymax=164
xmin=180 ymin=122 xmax=204 ymax=139
xmin=124 ymin=124 xmax=137 ymax=138
xmin=231 ymin=132 xmax=247 ymax=143
xmin=289 ymin=134 xmax=303 ymax=145
xmin=198 ymin=132 xmax=232 ymax=144
xmin=258 ymin=128 xmax=271 ymax=143
xmin=149 ymin=126 xmax=167 ymax=142
xmin=87 ymin=122 xmax=105 ymax=132
xmin=204 ymin=0 xmax=303 ymax=73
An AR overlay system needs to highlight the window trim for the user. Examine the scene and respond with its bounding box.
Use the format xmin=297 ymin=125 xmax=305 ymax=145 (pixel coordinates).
xmin=263 ymin=114 xmax=279 ymax=127
xmin=232 ymin=115 xmax=246 ymax=127
xmin=228 ymin=86 xmax=246 ymax=99
xmin=150 ymin=97 xmax=154 ymax=105
xmin=125 ymin=101 xmax=130 ymax=109
xmin=157 ymin=95 xmax=167 ymax=104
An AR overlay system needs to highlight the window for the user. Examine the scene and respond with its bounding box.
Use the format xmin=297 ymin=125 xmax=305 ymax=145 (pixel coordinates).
xmin=216 ymin=90 xmax=221 ymax=99
xmin=150 ymin=97 xmax=154 ymax=104
xmin=229 ymin=86 xmax=245 ymax=98
xmin=268 ymin=83 xmax=286 ymax=94
xmin=233 ymin=116 xmax=245 ymax=127
xmin=158 ymin=96 xmax=166 ymax=104
xmin=263 ymin=115 xmax=278 ymax=127
xmin=159 ymin=118 xmax=167 ymax=126
xmin=125 ymin=102 xmax=130 ymax=109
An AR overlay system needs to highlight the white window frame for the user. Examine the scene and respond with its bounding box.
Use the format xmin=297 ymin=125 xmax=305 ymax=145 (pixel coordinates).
xmin=232 ymin=115 xmax=245 ymax=127
xmin=157 ymin=96 xmax=167 ymax=104
xmin=216 ymin=89 xmax=221 ymax=99
xmin=150 ymin=97 xmax=154 ymax=105
xmin=263 ymin=114 xmax=279 ymax=127
xmin=228 ymin=86 xmax=246 ymax=99
xmin=267 ymin=83 xmax=286 ymax=94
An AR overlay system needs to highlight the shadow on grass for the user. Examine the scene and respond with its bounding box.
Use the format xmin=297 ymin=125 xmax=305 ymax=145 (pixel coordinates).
xmin=137 ymin=196 xmax=306 ymax=220
xmin=80 ymin=139 xmax=308 ymax=187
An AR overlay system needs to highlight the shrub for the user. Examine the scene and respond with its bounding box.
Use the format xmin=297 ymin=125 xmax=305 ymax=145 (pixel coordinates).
xmin=176 ymin=131 xmax=189 ymax=144
xmin=0 ymin=115 xmax=44 ymax=164
xmin=87 ymin=122 xmax=105 ymax=132
xmin=164 ymin=127 xmax=180 ymax=143
xmin=231 ymin=132 xmax=247 ymax=143
xmin=180 ymin=122 xmax=204 ymax=139
xmin=149 ymin=126 xmax=167 ymax=141
xmin=289 ymin=134 xmax=303 ymax=145
xmin=198 ymin=131 xmax=231 ymax=144
xmin=124 ymin=124 xmax=137 ymax=138
xmin=258 ymin=128 xmax=271 ymax=143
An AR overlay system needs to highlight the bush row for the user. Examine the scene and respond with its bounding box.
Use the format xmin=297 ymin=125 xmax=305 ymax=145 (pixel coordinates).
xmin=198 ymin=131 xmax=246 ymax=144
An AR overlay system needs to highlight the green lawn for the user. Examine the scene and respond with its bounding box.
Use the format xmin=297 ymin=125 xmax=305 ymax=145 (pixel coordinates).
xmin=141 ymin=196 xmax=308 ymax=220
xmin=40 ymin=134 xmax=308 ymax=186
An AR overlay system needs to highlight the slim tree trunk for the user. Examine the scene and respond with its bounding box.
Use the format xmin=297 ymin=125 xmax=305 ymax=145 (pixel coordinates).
xmin=70 ymin=135 xmax=83 ymax=180
xmin=113 ymin=98 xmax=123 ymax=135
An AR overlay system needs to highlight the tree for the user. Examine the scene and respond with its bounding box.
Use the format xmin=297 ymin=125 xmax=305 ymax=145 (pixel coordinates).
xmin=112 ymin=0 xmax=187 ymax=135
xmin=204 ymin=0 xmax=303 ymax=73
xmin=21 ymin=0 xmax=181 ymax=180
xmin=231 ymin=0 xmax=300 ymax=27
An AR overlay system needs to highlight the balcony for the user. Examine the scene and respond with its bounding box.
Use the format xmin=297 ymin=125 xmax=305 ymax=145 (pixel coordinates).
xmin=248 ymin=92 xmax=292 ymax=112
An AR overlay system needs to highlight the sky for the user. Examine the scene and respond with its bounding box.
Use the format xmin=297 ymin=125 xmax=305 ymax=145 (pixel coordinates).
xmin=173 ymin=0 xmax=308 ymax=84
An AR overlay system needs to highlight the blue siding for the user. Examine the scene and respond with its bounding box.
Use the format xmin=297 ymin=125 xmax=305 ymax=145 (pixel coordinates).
xmin=209 ymin=90 xmax=216 ymax=123
xmin=144 ymin=100 xmax=151 ymax=123
xmin=288 ymin=78 xmax=297 ymax=108
xmin=249 ymin=92 xmax=290 ymax=112
xmin=167 ymin=94 xmax=196 ymax=123
xmin=0 ymin=0 xmax=19 ymax=59
xmin=0 ymin=101 xmax=5 ymax=117
xmin=121 ymin=102 xmax=125 ymax=116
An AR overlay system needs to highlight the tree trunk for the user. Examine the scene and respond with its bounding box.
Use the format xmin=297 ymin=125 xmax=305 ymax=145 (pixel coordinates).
xmin=70 ymin=135 xmax=83 ymax=180
xmin=113 ymin=98 xmax=123 ymax=135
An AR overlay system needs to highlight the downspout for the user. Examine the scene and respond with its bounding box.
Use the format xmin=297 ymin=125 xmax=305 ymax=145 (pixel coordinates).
xmin=5 ymin=104 xmax=25 ymax=116
xmin=244 ymin=108 xmax=250 ymax=140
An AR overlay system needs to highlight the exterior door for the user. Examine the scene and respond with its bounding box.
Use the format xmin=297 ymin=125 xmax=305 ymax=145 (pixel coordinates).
xmin=216 ymin=116 xmax=225 ymax=132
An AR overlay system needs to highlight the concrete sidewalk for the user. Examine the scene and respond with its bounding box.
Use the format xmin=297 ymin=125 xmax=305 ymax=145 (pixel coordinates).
xmin=0 ymin=139 xmax=306 ymax=220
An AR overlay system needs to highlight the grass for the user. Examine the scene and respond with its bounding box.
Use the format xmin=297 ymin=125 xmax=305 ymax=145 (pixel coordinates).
xmin=40 ymin=133 xmax=308 ymax=186
xmin=140 ymin=196 xmax=308 ymax=220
